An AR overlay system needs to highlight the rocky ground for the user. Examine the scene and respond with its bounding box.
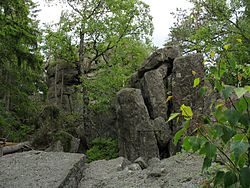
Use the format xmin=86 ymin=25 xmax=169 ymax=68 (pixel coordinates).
xmin=0 ymin=151 xmax=205 ymax=188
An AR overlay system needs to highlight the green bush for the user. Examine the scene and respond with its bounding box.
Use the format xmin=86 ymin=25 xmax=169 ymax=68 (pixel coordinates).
xmin=86 ymin=137 xmax=119 ymax=163
xmin=172 ymin=84 xmax=250 ymax=188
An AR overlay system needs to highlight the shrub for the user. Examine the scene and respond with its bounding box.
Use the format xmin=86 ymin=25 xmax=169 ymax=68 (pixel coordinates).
xmin=172 ymin=85 xmax=250 ymax=188
xmin=86 ymin=137 xmax=119 ymax=163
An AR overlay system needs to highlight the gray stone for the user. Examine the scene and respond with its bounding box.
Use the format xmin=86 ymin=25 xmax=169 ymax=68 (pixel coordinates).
xmin=116 ymin=88 xmax=159 ymax=161
xmin=153 ymin=117 xmax=172 ymax=158
xmin=134 ymin=157 xmax=148 ymax=169
xmin=45 ymin=140 xmax=64 ymax=152
xmin=0 ymin=151 xmax=85 ymax=188
xmin=171 ymin=54 xmax=204 ymax=133
xmin=79 ymin=152 xmax=204 ymax=188
xmin=126 ymin=163 xmax=142 ymax=171
xmin=141 ymin=70 xmax=167 ymax=119
xmin=79 ymin=157 xmax=131 ymax=188
xmin=127 ymin=72 xmax=141 ymax=89
xmin=148 ymin=157 xmax=161 ymax=167
xmin=69 ymin=136 xmax=80 ymax=153
xmin=138 ymin=46 xmax=180 ymax=78
xmin=115 ymin=48 xmax=206 ymax=161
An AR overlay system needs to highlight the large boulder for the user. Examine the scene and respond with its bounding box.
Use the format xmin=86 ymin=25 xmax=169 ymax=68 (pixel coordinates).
xmin=152 ymin=117 xmax=172 ymax=158
xmin=171 ymin=54 xmax=204 ymax=132
xmin=116 ymin=88 xmax=159 ymax=161
xmin=141 ymin=69 xmax=167 ymax=119
xmin=138 ymin=46 xmax=181 ymax=78
xmin=0 ymin=151 xmax=85 ymax=188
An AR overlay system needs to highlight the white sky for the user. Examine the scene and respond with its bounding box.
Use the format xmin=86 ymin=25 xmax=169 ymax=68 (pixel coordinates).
xmin=36 ymin=0 xmax=192 ymax=47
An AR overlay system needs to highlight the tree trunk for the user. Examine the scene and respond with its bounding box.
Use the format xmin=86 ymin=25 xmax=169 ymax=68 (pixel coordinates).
xmin=2 ymin=141 xmax=31 ymax=155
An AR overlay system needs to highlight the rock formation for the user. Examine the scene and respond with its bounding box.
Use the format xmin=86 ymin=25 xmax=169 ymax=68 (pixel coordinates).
xmin=116 ymin=46 xmax=205 ymax=161
xmin=0 ymin=151 xmax=85 ymax=188
xmin=0 ymin=151 xmax=204 ymax=188
xmin=47 ymin=61 xmax=82 ymax=113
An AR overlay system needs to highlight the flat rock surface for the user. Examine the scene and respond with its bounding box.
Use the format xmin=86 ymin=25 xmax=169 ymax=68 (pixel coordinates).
xmin=0 ymin=151 xmax=85 ymax=188
xmin=80 ymin=152 xmax=204 ymax=188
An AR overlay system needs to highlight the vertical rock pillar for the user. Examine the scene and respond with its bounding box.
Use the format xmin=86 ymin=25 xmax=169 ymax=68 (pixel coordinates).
xmin=116 ymin=88 xmax=159 ymax=161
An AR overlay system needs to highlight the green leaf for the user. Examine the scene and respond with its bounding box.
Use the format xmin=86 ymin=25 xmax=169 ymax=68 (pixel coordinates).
xmin=224 ymin=109 xmax=241 ymax=125
xmin=240 ymin=167 xmax=250 ymax=188
xmin=167 ymin=113 xmax=180 ymax=122
xmin=223 ymin=44 xmax=231 ymax=50
xmin=245 ymin=86 xmax=250 ymax=92
xmin=200 ymin=142 xmax=217 ymax=159
xmin=221 ymin=126 xmax=236 ymax=144
xmin=224 ymin=171 xmax=238 ymax=188
xmin=235 ymin=98 xmax=248 ymax=113
xmin=222 ymin=85 xmax=234 ymax=99
xmin=188 ymin=136 xmax=206 ymax=152
xmin=193 ymin=77 xmax=200 ymax=88
xmin=180 ymin=104 xmax=193 ymax=118
xmin=236 ymin=38 xmax=242 ymax=43
xmin=182 ymin=137 xmax=191 ymax=151
xmin=202 ymin=156 xmax=212 ymax=171
xmin=173 ymin=121 xmax=189 ymax=145
xmin=166 ymin=95 xmax=173 ymax=102
xmin=234 ymin=87 xmax=248 ymax=98
xmin=230 ymin=138 xmax=249 ymax=163
xmin=214 ymin=171 xmax=225 ymax=187
xmin=210 ymin=51 xmax=215 ymax=58
xmin=214 ymin=80 xmax=223 ymax=92
xmin=199 ymin=86 xmax=207 ymax=97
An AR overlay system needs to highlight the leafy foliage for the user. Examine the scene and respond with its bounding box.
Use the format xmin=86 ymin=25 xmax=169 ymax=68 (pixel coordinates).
xmin=0 ymin=0 xmax=46 ymax=141
xmin=167 ymin=0 xmax=250 ymax=86
xmin=84 ymin=38 xmax=152 ymax=111
xmin=86 ymin=137 xmax=119 ymax=163
xmin=169 ymin=0 xmax=250 ymax=187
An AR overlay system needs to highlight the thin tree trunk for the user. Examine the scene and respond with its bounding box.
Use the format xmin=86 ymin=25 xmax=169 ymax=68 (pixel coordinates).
xmin=54 ymin=64 xmax=58 ymax=105
xmin=61 ymin=69 xmax=64 ymax=105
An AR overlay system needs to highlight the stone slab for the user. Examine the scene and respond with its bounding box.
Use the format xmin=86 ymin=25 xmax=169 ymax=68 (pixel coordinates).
xmin=0 ymin=151 xmax=85 ymax=188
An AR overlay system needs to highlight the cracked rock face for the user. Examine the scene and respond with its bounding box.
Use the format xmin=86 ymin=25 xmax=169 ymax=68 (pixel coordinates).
xmin=116 ymin=47 xmax=205 ymax=161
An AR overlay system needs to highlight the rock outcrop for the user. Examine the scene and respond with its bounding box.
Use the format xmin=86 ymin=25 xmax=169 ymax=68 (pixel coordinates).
xmin=116 ymin=47 xmax=205 ymax=161
xmin=0 ymin=151 xmax=204 ymax=188
xmin=79 ymin=152 xmax=204 ymax=188
xmin=0 ymin=151 xmax=85 ymax=188
xmin=116 ymin=88 xmax=159 ymax=161
xmin=47 ymin=61 xmax=82 ymax=113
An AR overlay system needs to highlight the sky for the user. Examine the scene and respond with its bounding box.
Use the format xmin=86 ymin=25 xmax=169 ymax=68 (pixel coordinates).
xmin=36 ymin=0 xmax=192 ymax=47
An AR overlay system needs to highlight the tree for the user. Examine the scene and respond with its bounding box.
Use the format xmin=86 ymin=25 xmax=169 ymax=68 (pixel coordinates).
xmin=48 ymin=0 xmax=153 ymax=73
xmin=0 ymin=0 xmax=45 ymax=141
xmin=42 ymin=0 xmax=154 ymax=111
xmin=168 ymin=0 xmax=250 ymax=187
xmin=167 ymin=0 xmax=250 ymax=86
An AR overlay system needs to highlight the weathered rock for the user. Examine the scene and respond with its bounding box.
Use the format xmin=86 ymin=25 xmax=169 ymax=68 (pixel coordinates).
xmin=126 ymin=163 xmax=142 ymax=171
xmin=116 ymin=88 xmax=159 ymax=161
xmin=171 ymin=54 xmax=204 ymax=132
xmin=79 ymin=157 xmax=131 ymax=188
xmin=0 ymin=151 xmax=85 ymax=188
xmin=79 ymin=152 xmax=204 ymax=188
xmin=69 ymin=136 xmax=80 ymax=153
xmin=148 ymin=157 xmax=161 ymax=167
xmin=127 ymin=72 xmax=141 ymax=89
xmin=134 ymin=157 xmax=148 ymax=169
xmin=47 ymin=62 xmax=82 ymax=113
xmin=141 ymin=69 xmax=167 ymax=119
xmin=45 ymin=140 xmax=64 ymax=152
xmin=153 ymin=117 xmax=172 ymax=158
xmin=138 ymin=46 xmax=180 ymax=78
